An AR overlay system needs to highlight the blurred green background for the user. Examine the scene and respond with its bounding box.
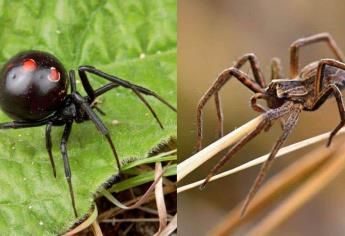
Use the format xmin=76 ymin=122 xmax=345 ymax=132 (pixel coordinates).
xmin=178 ymin=0 xmax=345 ymax=235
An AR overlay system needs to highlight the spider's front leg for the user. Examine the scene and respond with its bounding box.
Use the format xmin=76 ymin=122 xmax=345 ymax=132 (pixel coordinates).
xmin=290 ymin=32 xmax=345 ymax=78
xmin=69 ymin=70 xmax=122 ymax=170
xmin=250 ymin=92 xmax=286 ymax=130
xmin=200 ymin=101 xmax=296 ymax=189
xmin=196 ymin=65 xmax=265 ymax=150
xmin=311 ymin=59 xmax=345 ymax=146
xmin=213 ymin=54 xmax=266 ymax=140
xmin=71 ymin=92 xmax=122 ymax=172
xmin=77 ymin=66 xmax=176 ymax=129
xmin=241 ymin=102 xmax=302 ymax=216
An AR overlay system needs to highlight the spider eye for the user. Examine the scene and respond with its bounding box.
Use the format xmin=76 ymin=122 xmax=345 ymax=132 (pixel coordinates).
xmin=22 ymin=59 xmax=37 ymax=71
xmin=48 ymin=67 xmax=60 ymax=82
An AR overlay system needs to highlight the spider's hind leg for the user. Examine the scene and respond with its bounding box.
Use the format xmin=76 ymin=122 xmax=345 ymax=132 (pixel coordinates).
xmin=311 ymin=59 xmax=345 ymax=146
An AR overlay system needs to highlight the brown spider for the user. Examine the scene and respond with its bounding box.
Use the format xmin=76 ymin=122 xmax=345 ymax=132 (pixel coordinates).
xmin=196 ymin=33 xmax=345 ymax=216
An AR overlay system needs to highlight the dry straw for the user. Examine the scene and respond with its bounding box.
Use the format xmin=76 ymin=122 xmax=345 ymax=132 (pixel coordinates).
xmin=177 ymin=114 xmax=345 ymax=235
xmin=178 ymin=115 xmax=345 ymax=190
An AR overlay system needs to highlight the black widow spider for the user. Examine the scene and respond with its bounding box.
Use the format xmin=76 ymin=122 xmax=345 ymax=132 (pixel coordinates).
xmin=0 ymin=50 xmax=176 ymax=217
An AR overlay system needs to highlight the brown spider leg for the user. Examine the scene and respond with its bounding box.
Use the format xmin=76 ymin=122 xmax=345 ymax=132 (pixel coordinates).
xmin=200 ymin=101 xmax=294 ymax=189
xmin=240 ymin=103 xmax=302 ymax=217
xmin=197 ymin=67 xmax=264 ymax=150
xmin=233 ymin=53 xmax=266 ymax=87
xmin=214 ymin=92 xmax=224 ymax=138
xmin=271 ymin=57 xmax=283 ymax=81
xmin=250 ymin=93 xmax=272 ymax=131
xmin=290 ymin=32 xmax=345 ymax=78
xmin=250 ymin=93 xmax=268 ymax=113
xmin=212 ymin=54 xmax=266 ymax=140
xmin=312 ymin=59 xmax=345 ymax=146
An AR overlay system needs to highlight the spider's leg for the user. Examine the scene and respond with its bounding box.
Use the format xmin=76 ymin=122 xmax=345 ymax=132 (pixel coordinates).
xmin=324 ymin=85 xmax=344 ymax=147
xmin=131 ymin=87 xmax=164 ymax=129
xmin=45 ymin=123 xmax=56 ymax=178
xmin=78 ymin=67 xmax=174 ymax=129
xmin=240 ymin=103 xmax=302 ymax=217
xmin=250 ymin=93 xmax=269 ymax=113
xmin=78 ymin=66 xmax=176 ymax=111
xmin=214 ymin=92 xmax=224 ymax=138
xmin=69 ymin=70 xmax=77 ymax=93
xmin=232 ymin=53 xmax=266 ymax=87
xmin=95 ymin=83 xmax=164 ymax=128
xmin=197 ymin=67 xmax=264 ymax=150
xmin=75 ymin=68 xmax=95 ymax=100
xmin=213 ymin=53 xmax=266 ymax=140
xmin=250 ymin=93 xmax=285 ymax=130
xmin=59 ymin=121 xmax=78 ymax=217
xmin=0 ymin=118 xmax=53 ymax=129
xmin=200 ymin=101 xmax=295 ymax=189
xmin=290 ymin=33 xmax=345 ymax=78
xmin=93 ymin=83 xmax=119 ymax=97
xmin=71 ymin=93 xmax=121 ymax=172
xmin=309 ymin=59 xmax=345 ymax=146
xmin=93 ymin=106 xmax=106 ymax=116
xmin=270 ymin=57 xmax=283 ymax=81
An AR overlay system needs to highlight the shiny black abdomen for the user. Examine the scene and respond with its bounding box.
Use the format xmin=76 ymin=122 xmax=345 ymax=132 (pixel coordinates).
xmin=0 ymin=51 xmax=69 ymax=120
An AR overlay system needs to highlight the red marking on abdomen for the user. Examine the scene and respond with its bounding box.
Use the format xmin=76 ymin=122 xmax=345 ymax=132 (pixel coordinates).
xmin=49 ymin=67 xmax=60 ymax=82
xmin=22 ymin=59 xmax=37 ymax=71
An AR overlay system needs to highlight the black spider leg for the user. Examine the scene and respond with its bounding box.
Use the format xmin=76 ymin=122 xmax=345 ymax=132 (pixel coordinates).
xmin=92 ymin=84 xmax=120 ymax=116
xmin=78 ymin=66 xmax=176 ymax=111
xmin=0 ymin=118 xmax=51 ymax=129
xmin=69 ymin=70 xmax=122 ymax=172
xmin=78 ymin=68 xmax=164 ymax=129
xmin=72 ymin=93 xmax=122 ymax=171
xmin=91 ymin=83 xmax=163 ymax=129
xmin=78 ymin=70 xmax=164 ymax=129
xmin=78 ymin=66 xmax=176 ymax=128
xmin=93 ymin=106 xmax=106 ymax=116
xmin=59 ymin=121 xmax=78 ymax=217
xmin=45 ymin=122 xmax=56 ymax=177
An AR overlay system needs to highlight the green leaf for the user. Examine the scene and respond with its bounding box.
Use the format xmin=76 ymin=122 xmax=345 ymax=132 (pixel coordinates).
xmin=110 ymin=164 xmax=177 ymax=193
xmin=0 ymin=0 xmax=176 ymax=235
xmin=122 ymin=149 xmax=176 ymax=171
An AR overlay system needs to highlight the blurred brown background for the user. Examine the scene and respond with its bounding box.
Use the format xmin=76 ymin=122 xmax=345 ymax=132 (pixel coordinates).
xmin=178 ymin=0 xmax=345 ymax=235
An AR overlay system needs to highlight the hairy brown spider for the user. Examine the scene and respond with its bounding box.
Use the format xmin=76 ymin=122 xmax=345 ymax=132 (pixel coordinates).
xmin=196 ymin=33 xmax=345 ymax=216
